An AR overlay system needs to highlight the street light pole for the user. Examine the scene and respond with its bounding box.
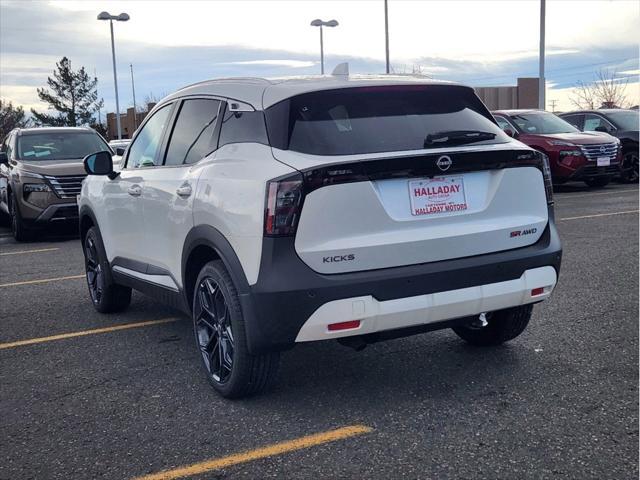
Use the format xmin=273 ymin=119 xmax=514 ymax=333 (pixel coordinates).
xmin=319 ymin=25 xmax=324 ymax=74
xmin=98 ymin=11 xmax=129 ymax=140
xmin=310 ymin=19 xmax=338 ymax=75
xmin=130 ymin=63 xmax=137 ymax=129
xmin=384 ymin=0 xmax=390 ymax=74
xmin=108 ymin=19 xmax=122 ymax=139
xmin=539 ymin=0 xmax=546 ymax=110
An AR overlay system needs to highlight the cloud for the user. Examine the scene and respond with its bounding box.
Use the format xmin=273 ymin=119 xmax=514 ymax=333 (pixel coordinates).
xmin=219 ymin=60 xmax=317 ymax=68
xmin=1 ymin=0 xmax=638 ymax=113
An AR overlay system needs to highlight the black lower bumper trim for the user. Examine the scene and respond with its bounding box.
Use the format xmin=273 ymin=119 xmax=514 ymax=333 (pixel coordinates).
xmin=242 ymin=214 xmax=562 ymax=354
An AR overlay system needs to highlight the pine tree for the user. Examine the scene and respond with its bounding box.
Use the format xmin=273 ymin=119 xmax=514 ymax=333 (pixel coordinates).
xmin=30 ymin=57 xmax=104 ymax=127
xmin=0 ymin=99 xmax=30 ymax=138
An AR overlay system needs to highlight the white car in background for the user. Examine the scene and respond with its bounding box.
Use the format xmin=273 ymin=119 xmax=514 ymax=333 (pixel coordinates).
xmin=79 ymin=73 xmax=563 ymax=398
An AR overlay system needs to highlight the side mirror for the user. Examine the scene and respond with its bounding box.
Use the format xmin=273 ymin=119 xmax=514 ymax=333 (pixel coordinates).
xmin=594 ymin=126 xmax=609 ymax=133
xmin=83 ymin=151 xmax=117 ymax=179
xmin=115 ymin=146 xmax=126 ymax=156
xmin=0 ymin=152 xmax=7 ymax=165
xmin=504 ymin=128 xmax=517 ymax=138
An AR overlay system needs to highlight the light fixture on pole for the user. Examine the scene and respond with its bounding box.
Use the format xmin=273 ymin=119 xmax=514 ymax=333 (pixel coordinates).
xmin=310 ymin=19 xmax=339 ymax=75
xmin=97 ymin=11 xmax=130 ymax=139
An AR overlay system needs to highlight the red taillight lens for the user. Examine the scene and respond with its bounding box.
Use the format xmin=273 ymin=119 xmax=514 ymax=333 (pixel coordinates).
xmin=538 ymin=151 xmax=554 ymax=205
xmin=264 ymin=174 xmax=304 ymax=237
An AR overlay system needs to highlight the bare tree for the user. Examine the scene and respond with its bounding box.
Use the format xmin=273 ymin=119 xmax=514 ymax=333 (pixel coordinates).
xmin=570 ymin=69 xmax=629 ymax=109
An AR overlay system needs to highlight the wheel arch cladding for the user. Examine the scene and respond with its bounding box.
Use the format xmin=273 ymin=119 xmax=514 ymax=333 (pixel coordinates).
xmin=79 ymin=206 xmax=96 ymax=240
xmin=182 ymin=225 xmax=252 ymax=314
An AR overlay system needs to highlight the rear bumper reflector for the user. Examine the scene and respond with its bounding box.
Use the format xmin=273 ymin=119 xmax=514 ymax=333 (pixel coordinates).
xmin=328 ymin=320 xmax=361 ymax=331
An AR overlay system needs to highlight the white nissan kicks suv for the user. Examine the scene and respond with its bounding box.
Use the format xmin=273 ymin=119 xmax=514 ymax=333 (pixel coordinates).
xmin=79 ymin=74 xmax=562 ymax=398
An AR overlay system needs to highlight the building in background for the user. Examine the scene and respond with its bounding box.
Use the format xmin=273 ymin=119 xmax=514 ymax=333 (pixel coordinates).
xmin=474 ymin=78 xmax=541 ymax=110
xmin=106 ymin=102 xmax=156 ymax=140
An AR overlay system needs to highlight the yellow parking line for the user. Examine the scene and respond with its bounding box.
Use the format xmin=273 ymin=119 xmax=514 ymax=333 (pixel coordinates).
xmin=133 ymin=425 xmax=373 ymax=480
xmin=558 ymin=209 xmax=639 ymax=221
xmin=0 ymin=247 xmax=60 ymax=256
xmin=0 ymin=274 xmax=85 ymax=288
xmin=0 ymin=318 xmax=179 ymax=350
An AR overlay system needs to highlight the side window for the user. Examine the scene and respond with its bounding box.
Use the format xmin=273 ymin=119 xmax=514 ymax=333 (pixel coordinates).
xmin=584 ymin=114 xmax=613 ymax=132
xmin=126 ymin=105 xmax=172 ymax=168
xmin=495 ymin=116 xmax=513 ymax=132
xmin=164 ymin=99 xmax=221 ymax=166
xmin=562 ymin=114 xmax=583 ymax=130
xmin=218 ymin=108 xmax=268 ymax=148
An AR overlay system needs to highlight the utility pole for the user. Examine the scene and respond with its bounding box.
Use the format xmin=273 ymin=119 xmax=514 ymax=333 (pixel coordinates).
xmin=384 ymin=0 xmax=390 ymax=74
xmin=549 ymin=99 xmax=557 ymax=112
xmin=130 ymin=63 xmax=137 ymax=129
xmin=538 ymin=0 xmax=546 ymax=110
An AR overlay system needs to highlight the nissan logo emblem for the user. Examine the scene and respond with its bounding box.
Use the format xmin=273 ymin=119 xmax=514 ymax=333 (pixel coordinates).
xmin=599 ymin=145 xmax=607 ymax=154
xmin=436 ymin=155 xmax=452 ymax=171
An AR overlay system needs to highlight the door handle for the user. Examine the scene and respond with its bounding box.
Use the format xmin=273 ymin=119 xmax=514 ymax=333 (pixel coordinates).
xmin=176 ymin=183 xmax=192 ymax=198
xmin=127 ymin=184 xmax=142 ymax=197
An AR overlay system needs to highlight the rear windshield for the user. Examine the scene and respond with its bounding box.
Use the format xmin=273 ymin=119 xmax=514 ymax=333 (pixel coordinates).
xmin=265 ymin=85 xmax=509 ymax=155
xmin=17 ymin=132 xmax=109 ymax=161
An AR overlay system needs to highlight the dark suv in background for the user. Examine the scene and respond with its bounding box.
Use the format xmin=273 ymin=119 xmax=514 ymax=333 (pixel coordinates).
xmin=492 ymin=109 xmax=622 ymax=187
xmin=0 ymin=127 xmax=112 ymax=241
xmin=559 ymin=109 xmax=639 ymax=183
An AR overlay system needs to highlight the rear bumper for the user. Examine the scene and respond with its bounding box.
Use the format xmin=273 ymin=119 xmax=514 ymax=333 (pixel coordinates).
xmin=295 ymin=266 xmax=557 ymax=342
xmin=241 ymin=212 xmax=562 ymax=354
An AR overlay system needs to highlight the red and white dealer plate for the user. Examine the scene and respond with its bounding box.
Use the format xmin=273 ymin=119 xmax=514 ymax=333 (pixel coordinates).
xmin=409 ymin=176 xmax=468 ymax=216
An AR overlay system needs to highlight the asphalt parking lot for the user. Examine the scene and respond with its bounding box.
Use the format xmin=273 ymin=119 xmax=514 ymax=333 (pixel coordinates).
xmin=0 ymin=182 xmax=638 ymax=480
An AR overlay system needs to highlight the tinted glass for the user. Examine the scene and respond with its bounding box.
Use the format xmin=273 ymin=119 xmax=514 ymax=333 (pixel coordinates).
xmin=494 ymin=116 xmax=513 ymax=131
xmin=165 ymin=99 xmax=221 ymax=166
xmin=265 ymin=85 xmax=508 ymax=156
xmin=16 ymin=132 xmax=109 ymax=161
xmin=127 ymin=105 xmax=172 ymax=168
xmin=508 ymin=112 xmax=579 ymax=135
xmin=583 ymin=114 xmax=611 ymax=132
xmin=606 ymin=110 xmax=638 ymax=131
xmin=561 ymin=114 xmax=583 ymax=129
xmin=218 ymin=109 xmax=268 ymax=148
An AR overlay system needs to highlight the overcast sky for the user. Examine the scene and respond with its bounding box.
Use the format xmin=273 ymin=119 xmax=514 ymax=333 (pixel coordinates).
xmin=1 ymin=0 xmax=638 ymax=114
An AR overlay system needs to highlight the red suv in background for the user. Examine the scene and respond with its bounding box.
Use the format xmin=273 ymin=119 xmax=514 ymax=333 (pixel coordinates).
xmin=492 ymin=109 xmax=621 ymax=187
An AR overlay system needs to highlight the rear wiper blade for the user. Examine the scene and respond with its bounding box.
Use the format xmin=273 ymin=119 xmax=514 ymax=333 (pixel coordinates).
xmin=424 ymin=130 xmax=496 ymax=147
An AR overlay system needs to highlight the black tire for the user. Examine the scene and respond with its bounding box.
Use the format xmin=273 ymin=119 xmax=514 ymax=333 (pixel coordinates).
xmin=192 ymin=260 xmax=279 ymax=398
xmin=83 ymin=226 xmax=132 ymax=313
xmin=584 ymin=177 xmax=611 ymax=188
xmin=452 ymin=305 xmax=533 ymax=346
xmin=10 ymin=192 xmax=32 ymax=242
xmin=620 ymin=150 xmax=639 ymax=183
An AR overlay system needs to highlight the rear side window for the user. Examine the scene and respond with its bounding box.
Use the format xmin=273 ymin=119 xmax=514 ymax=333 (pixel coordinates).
xmin=265 ymin=85 xmax=508 ymax=156
xmin=218 ymin=108 xmax=268 ymax=148
xmin=164 ymin=98 xmax=221 ymax=166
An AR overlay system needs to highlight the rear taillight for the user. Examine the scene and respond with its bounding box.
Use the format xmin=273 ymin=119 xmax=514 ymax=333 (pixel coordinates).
xmin=538 ymin=151 xmax=554 ymax=205
xmin=264 ymin=173 xmax=304 ymax=236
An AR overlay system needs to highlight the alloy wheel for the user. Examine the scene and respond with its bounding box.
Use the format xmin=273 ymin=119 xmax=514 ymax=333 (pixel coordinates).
xmin=84 ymin=236 xmax=103 ymax=304
xmin=194 ymin=277 xmax=234 ymax=384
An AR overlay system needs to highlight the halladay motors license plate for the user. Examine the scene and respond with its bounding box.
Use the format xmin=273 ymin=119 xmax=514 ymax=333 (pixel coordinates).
xmin=409 ymin=176 xmax=468 ymax=216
